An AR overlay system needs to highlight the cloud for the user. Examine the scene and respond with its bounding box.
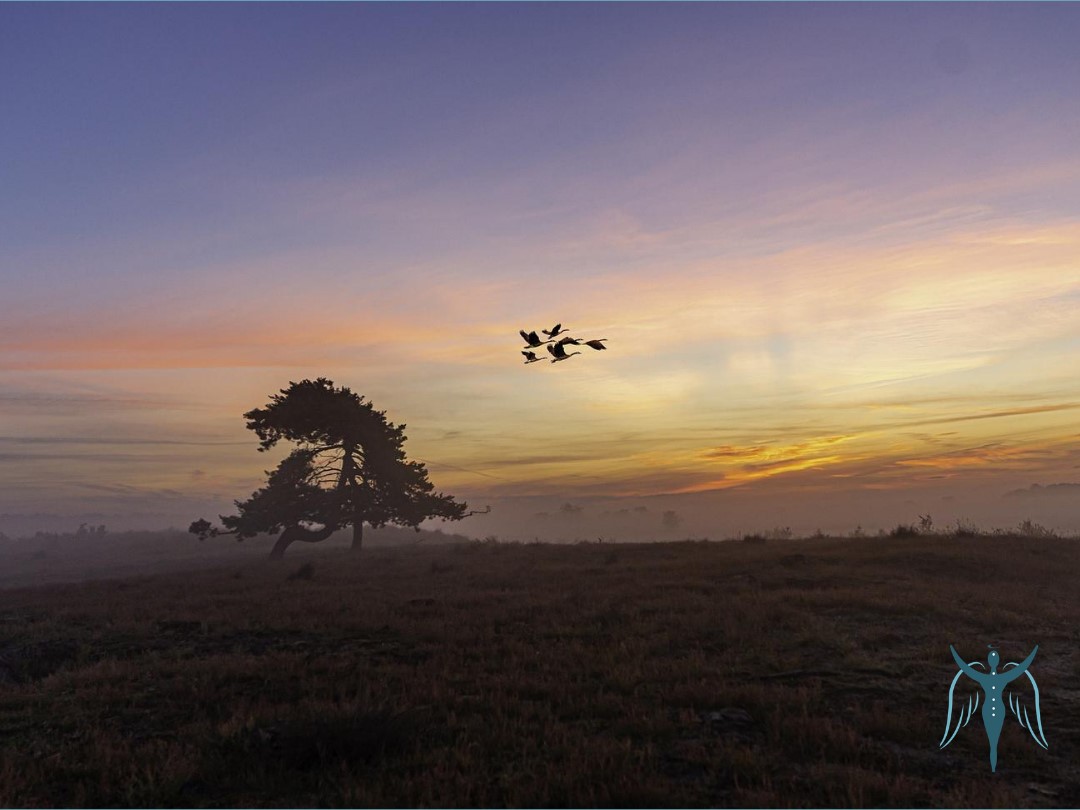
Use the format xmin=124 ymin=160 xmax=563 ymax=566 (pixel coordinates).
xmin=900 ymin=403 xmax=1080 ymax=428
xmin=0 ymin=435 xmax=245 ymax=446
xmin=76 ymin=481 xmax=188 ymax=498
xmin=0 ymin=391 xmax=183 ymax=414
xmin=894 ymin=443 xmax=1048 ymax=471
xmin=0 ymin=451 xmax=183 ymax=464
xmin=702 ymin=445 xmax=768 ymax=460
xmin=466 ymin=453 xmax=607 ymax=470
xmin=1003 ymin=482 xmax=1080 ymax=499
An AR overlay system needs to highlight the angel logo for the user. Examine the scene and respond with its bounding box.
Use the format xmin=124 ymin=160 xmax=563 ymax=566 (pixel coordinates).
xmin=940 ymin=643 xmax=1048 ymax=772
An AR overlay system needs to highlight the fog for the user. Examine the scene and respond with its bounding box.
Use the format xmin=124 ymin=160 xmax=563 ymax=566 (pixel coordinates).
xmin=4 ymin=479 xmax=1078 ymax=550
xmin=471 ymin=482 xmax=1080 ymax=543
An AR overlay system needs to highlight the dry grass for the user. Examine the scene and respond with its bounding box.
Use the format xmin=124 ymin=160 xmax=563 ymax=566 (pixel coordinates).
xmin=1 ymin=533 xmax=1078 ymax=806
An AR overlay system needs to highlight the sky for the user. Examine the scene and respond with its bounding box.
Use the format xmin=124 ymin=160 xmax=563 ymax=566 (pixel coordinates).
xmin=2 ymin=3 xmax=1079 ymax=541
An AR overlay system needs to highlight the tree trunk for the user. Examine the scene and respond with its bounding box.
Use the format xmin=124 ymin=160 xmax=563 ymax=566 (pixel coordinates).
xmin=269 ymin=523 xmax=336 ymax=560
xmin=351 ymin=521 xmax=364 ymax=553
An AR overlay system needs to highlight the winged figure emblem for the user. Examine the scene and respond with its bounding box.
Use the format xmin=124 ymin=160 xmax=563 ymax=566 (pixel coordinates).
xmin=941 ymin=643 xmax=1048 ymax=772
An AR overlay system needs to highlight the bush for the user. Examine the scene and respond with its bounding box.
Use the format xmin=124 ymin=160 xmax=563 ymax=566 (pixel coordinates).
xmin=951 ymin=519 xmax=980 ymax=539
xmin=1016 ymin=519 xmax=1057 ymax=539
xmin=888 ymin=523 xmax=919 ymax=538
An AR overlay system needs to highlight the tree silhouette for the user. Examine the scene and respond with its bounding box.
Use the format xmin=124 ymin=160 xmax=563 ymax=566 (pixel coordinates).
xmin=190 ymin=378 xmax=475 ymax=559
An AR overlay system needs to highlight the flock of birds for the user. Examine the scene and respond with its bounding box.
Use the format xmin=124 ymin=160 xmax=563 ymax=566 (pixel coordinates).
xmin=519 ymin=323 xmax=608 ymax=364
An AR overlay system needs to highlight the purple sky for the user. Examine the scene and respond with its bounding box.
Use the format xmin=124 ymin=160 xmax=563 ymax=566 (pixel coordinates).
xmin=2 ymin=4 xmax=1079 ymax=540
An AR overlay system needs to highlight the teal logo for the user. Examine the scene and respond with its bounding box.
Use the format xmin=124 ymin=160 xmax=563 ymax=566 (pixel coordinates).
xmin=940 ymin=644 xmax=1048 ymax=772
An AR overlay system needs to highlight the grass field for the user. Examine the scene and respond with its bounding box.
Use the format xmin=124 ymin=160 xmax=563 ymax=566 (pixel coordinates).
xmin=1 ymin=531 xmax=1078 ymax=807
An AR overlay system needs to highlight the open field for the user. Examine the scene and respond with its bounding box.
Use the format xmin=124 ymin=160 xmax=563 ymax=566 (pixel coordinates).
xmin=1 ymin=532 xmax=1078 ymax=807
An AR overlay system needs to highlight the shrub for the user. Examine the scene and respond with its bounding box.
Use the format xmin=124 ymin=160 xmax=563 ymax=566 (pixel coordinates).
xmin=765 ymin=526 xmax=793 ymax=541
xmin=888 ymin=523 xmax=919 ymax=538
xmin=951 ymin=519 xmax=980 ymax=539
xmin=1016 ymin=519 xmax=1057 ymax=539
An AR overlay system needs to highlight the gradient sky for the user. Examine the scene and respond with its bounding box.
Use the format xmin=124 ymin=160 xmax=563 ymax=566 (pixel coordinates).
xmin=2 ymin=3 xmax=1079 ymax=539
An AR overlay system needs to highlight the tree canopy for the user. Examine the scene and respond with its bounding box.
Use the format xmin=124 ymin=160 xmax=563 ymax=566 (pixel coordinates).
xmin=191 ymin=378 xmax=475 ymax=558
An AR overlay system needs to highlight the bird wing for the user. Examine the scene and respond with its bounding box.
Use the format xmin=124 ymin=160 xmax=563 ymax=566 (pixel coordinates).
xmin=546 ymin=343 xmax=557 ymax=356
xmin=552 ymin=342 xmax=566 ymax=357
xmin=1004 ymin=665 xmax=1049 ymax=749
xmin=552 ymin=322 xmax=561 ymax=334
xmin=940 ymin=662 xmax=985 ymax=748
xmin=519 ymin=329 xmax=529 ymax=342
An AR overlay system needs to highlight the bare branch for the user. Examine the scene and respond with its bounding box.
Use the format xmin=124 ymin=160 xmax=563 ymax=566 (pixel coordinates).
xmin=461 ymin=505 xmax=492 ymax=518
xmin=188 ymin=519 xmax=239 ymax=541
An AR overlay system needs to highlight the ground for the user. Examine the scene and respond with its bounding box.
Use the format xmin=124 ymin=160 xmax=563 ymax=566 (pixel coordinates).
xmin=0 ymin=533 xmax=1077 ymax=807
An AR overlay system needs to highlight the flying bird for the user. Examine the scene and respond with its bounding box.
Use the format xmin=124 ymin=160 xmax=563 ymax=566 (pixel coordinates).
xmin=542 ymin=323 xmax=568 ymax=338
xmin=520 ymin=329 xmax=553 ymax=348
xmin=583 ymin=339 xmax=608 ymax=350
xmin=521 ymin=351 xmax=544 ymax=364
xmin=556 ymin=336 xmax=583 ymax=346
xmin=547 ymin=342 xmax=581 ymax=362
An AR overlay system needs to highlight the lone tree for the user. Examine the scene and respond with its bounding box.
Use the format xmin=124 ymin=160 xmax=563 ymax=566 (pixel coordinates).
xmin=190 ymin=378 xmax=480 ymax=559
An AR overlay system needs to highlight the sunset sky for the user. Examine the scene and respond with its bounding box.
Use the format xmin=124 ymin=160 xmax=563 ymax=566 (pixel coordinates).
xmin=2 ymin=3 xmax=1079 ymax=540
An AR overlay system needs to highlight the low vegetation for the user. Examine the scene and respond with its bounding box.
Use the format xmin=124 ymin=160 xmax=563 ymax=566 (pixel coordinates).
xmin=1 ymin=527 xmax=1078 ymax=806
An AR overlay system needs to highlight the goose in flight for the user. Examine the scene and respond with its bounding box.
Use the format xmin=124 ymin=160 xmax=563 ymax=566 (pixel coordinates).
xmin=520 ymin=329 xmax=553 ymax=348
xmin=556 ymin=336 xmax=583 ymax=346
xmin=521 ymin=350 xmax=544 ymax=364
xmin=583 ymin=339 xmax=608 ymax=350
xmin=542 ymin=323 xmax=568 ymax=338
xmin=547 ymin=342 xmax=581 ymax=362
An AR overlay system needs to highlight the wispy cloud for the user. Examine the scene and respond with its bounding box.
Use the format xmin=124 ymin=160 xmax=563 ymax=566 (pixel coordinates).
xmin=0 ymin=435 xmax=246 ymax=446
xmin=1004 ymin=482 xmax=1080 ymax=499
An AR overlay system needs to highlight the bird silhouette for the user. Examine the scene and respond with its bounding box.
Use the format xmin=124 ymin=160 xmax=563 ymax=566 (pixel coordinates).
xmin=556 ymin=336 xmax=583 ymax=346
xmin=547 ymin=342 xmax=581 ymax=362
xmin=542 ymin=323 xmax=568 ymax=338
xmin=521 ymin=350 xmax=544 ymax=364
xmin=583 ymin=339 xmax=608 ymax=350
xmin=520 ymin=329 xmax=553 ymax=348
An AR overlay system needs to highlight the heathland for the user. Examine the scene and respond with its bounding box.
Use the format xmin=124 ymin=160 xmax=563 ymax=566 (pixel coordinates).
xmin=0 ymin=528 xmax=1077 ymax=807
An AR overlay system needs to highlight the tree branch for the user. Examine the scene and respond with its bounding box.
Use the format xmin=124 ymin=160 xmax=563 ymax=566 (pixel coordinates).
xmin=188 ymin=519 xmax=239 ymax=541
